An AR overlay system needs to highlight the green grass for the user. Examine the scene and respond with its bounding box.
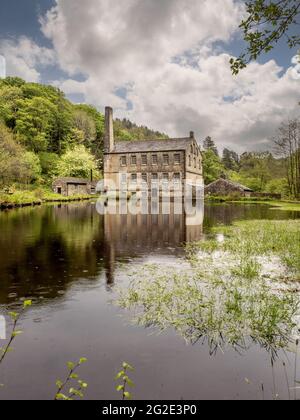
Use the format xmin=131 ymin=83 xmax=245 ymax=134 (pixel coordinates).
xmin=115 ymin=265 xmax=298 ymax=355
xmin=209 ymin=220 xmax=300 ymax=276
xmin=0 ymin=188 xmax=97 ymax=208
xmin=115 ymin=219 xmax=300 ymax=355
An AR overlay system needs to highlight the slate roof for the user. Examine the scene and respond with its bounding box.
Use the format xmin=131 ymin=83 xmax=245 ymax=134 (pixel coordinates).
xmin=110 ymin=138 xmax=195 ymax=154
xmin=53 ymin=177 xmax=96 ymax=185
xmin=205 ymin=179 xmax=253 ymax=192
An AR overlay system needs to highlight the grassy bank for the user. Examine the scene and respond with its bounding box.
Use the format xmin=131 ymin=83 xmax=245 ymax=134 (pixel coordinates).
xmin=205 ymin=196 xmax=300 ymax=211
xmin=0 ymin=189 xmax=97 ymax=209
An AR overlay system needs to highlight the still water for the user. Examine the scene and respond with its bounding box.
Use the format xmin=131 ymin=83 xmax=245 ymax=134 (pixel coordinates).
xmin=0 ymin=201 xmax=299 ymax=400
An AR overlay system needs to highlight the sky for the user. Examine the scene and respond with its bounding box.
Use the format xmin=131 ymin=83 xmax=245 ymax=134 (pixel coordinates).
xmin=0 ymin=0 xmax=299 ymax=153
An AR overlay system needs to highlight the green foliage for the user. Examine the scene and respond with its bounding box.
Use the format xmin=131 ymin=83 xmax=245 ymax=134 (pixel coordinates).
xmin=264 ymin=178 xmax=289 ymax=195
xmin=38 ymin=152 xmax=60 ymax=178
xmin=222 ymin=148 xmax=239 ymax=171
xmin=203 ymin=136 xmax=219 ymax=156
xmin=24 ymin=152 xmax=42 ymax=182
xmin=231 ymin=0 xmax=300 ymax=74
xmin=0 ymin=300 xmax=32 ymax=366
xmin=55 ymin=357 xmax=88 ymax=401
xmin=114 ymin=118 xmax=168 ymax=142
xmin=56 ymin=145 xmax=100 ymax=179
xmin=115 ymin=362 xmax=135 ymax=400
xmin=202 ymin=149 xmax=225 ymax=185
xmin=0 ymin=124 xmax=38 ymax=186
xmin=116 ymin=220 xmax=300 ymax=355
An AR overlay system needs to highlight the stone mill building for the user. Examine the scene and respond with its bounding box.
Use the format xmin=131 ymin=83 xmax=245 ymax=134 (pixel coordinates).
xmin=103 ymin=107 xmax=203 ymax=193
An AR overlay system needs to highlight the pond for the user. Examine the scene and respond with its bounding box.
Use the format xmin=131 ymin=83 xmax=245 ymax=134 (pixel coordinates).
xmin=0 ymin=200 xmax=299 ymax=400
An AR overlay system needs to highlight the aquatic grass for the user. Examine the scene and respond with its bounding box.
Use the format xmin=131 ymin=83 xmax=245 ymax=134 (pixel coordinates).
xmin=191 ymin=220 xmax=300 ymax=278
xmin=115 ymin=265 xmax=299 ymax=356
xmin=115 ymin=220 xmax=300 ymax=357
xmin=232 ymin=257 xmax=261 ymax=279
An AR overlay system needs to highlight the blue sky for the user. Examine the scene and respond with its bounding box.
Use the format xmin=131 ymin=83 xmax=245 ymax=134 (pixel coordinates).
xmin=0 ymin=0 xmax=299 ymax=151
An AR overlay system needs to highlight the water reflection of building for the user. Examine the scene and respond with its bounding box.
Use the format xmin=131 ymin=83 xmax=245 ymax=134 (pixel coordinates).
xmin=102 ymin=199 xmax=204 ymax=285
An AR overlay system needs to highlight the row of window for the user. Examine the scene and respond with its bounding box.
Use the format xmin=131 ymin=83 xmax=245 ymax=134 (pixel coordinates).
xmin=125 ymin=173 xmax=181 ymax=183
xmin=120 ymin=153 xmax=181 ymax=167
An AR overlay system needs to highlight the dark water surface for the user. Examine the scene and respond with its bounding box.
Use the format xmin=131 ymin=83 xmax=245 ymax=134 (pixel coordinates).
xmin=0 ymin=201 xmax=299 ymax=400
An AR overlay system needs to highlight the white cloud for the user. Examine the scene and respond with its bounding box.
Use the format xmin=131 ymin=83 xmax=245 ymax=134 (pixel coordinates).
xmin=0 ymin=55 xmax=6 ymax=78
xmin=39 ymin=0 xmax=299 ymax=152
xmin=0 ymin=37 xmax=55 ymax=82
xmin=1 ymin=0 xmax=299 ymax=152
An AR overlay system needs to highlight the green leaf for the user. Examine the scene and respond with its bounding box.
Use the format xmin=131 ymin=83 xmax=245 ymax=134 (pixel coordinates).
xmin=79 ymin=357 xmax=87 ymax=364
xmin=12 ymin=330 xmax=23 ymax=337
xmin=8 ymin=312 xmax=18 ymax=320
xmin=116 ymin=385 xmax=124 ymax=392
xmin=122 ymin=362 xmax=134 ymax=371
xmin=23 ymin=300 xmax=32 ymax=308
xmin=124 ymin=392 xmax=132 ymax=400
xmin=115 ymin=371 xmax=125 ymax=380
xmin=56 ymin=380 xmax=63 ymax=388
xmin=67 ymin=361 xmax=75 ymax=370
xmin=126 ymin=378 xmax=135 ymax=388
xmin=56 ymin=393 xmax=69 ymax=400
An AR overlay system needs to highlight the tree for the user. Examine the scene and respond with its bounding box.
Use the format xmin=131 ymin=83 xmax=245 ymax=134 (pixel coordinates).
xmin=202 ymin=149 xmax=225 ymax=185
xmin=56 ymin=145 xmax=100 ymax=179
xmin=273 ymin=119 xmax=300 ymax=198
xmin=222 ymin=148 xmax=240 ymax=170
xmin=231 ymin=0 xmax=300 ymax=75
xmin=15 ymin=97 xmax=57 ymax=152
xmin=0 ymin=124 xmax=37 ymax=186
xmin=239 ymin=151 xmax=273 ymax=191
xmin=72 ymin=109 xmax=97 ymax=149
xmin=23 ymin=151 xmax=42 ymax=183
xmin=203 ymin=136 xmax=219 ymax=156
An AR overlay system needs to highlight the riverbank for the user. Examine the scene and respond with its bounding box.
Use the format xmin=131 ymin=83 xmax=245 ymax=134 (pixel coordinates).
xmin=205 ymin=196 xmax=300 ymax=212
xmin=0 ymin=189 xmax=97 ymax=209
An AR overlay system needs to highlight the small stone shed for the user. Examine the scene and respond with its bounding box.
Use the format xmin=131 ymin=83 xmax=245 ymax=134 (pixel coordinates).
xmin=52 ymin=177 xmax=97 ymax=197
xmin=205 ymin=178 xmax=254 ymax=197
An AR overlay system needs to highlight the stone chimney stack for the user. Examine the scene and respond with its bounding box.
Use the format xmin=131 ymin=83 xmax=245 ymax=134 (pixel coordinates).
xmin=104 ymin=106 xmax=114 ymax=153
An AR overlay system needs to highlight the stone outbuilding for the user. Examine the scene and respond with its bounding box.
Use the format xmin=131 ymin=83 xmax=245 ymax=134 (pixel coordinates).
xmin=52 ymin=177 xmax=97 ymax=197
xmin=205 ymin=178 xmax=254 ymax=197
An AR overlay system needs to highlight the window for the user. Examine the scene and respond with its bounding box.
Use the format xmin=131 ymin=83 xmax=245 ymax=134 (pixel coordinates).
xmin=121 ymin=173 xmax=127 ymax=184
xmin=174 ymin=154 xmax=181 ymax=165
xmin=142 ymin=173 xmax=148 ymax=183
xmin=152 ymin=155 xmax=158 ymax=165
xmin=163 ymin=154 xmax=169 ymax=165
xmin=141 ymin=155 xmax=147 ymax=165
xmin=191 ymin=145 xmax=193 ymax=154
xmin=194 ymin=158 xmax=197 ymax=169
xmin=174 ymin=173 xmax=181 ymax=181
xmin=162 ymin=173 xmax=169 ymax=181
xmin=120 ymin=156 xmax=127 ymax=166
xmin=131 ymin=155 xmax=137 ymax=165
xmin=152 ymin=173 xmax=158 ymax=181
xmin=189 ymin=156 xmax=192 ymax=166
xmin=131 ymin=173 xmax=137 ymax=183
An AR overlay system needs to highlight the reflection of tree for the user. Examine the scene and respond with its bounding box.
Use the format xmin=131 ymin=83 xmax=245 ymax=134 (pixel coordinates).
xmin=0 ymin=203 xmax=105 ymax=304
xmin=116 ymin=265 xmax=298 ymax=359
xmin=0 ymin=200 xmax=204 ymax=304
xmin=204 ymin=203 xmax=297 ymax=229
